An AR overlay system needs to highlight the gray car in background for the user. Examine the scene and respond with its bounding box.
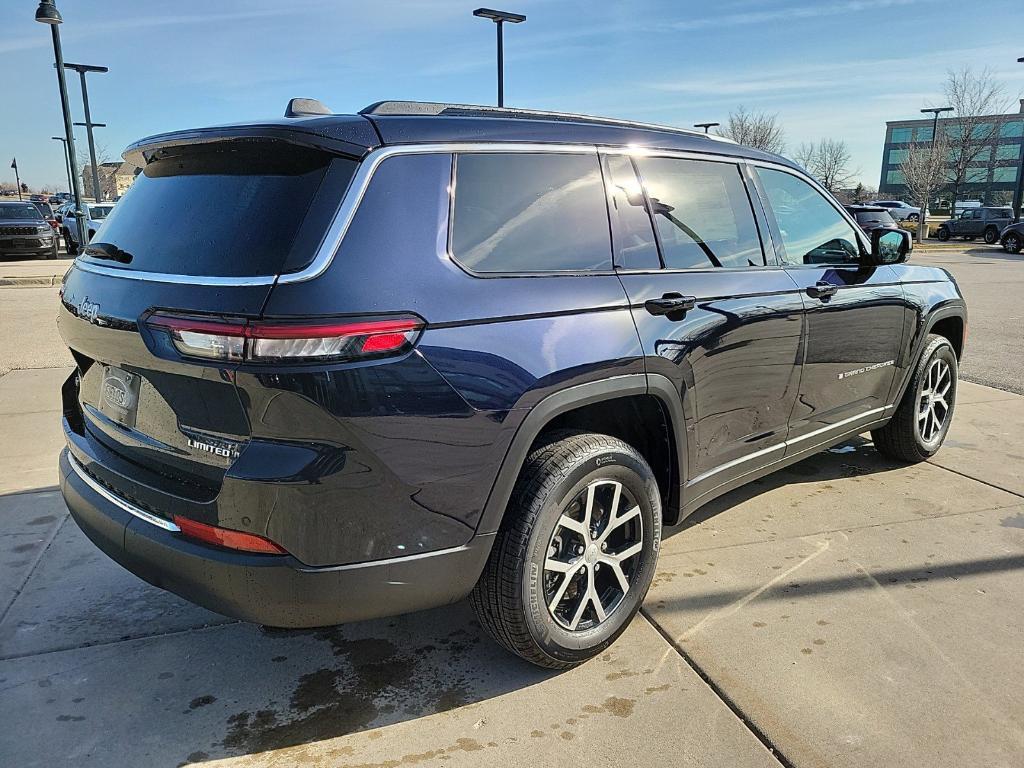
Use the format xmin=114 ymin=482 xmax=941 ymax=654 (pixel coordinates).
xmin=0 ymin=201 xmax=59 ymax=259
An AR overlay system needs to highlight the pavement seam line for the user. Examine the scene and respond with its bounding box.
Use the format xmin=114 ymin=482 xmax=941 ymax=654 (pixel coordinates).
xmin=925 ymin=460 xmax=1024 ymax=500
xmin=0 ymin=512 xmax=69 ymax=627
xmin=0 ymin=618 xmax=242 ymax=662
xmin=640 ymin=610 xmax=795 ymax=768
xmin=660 ymin=500 xmax=1023 ymax=558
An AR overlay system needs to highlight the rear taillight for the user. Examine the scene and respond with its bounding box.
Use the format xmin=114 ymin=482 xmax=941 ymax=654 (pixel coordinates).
xmin=173 ymin=515 xmax=287 ymax=554
xmin=145 ymin=313 xmax=423 ymax=364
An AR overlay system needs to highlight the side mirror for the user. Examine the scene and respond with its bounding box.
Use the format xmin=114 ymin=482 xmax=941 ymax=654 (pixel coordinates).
xmin=867 ymin=227 xmax=911 ymax=265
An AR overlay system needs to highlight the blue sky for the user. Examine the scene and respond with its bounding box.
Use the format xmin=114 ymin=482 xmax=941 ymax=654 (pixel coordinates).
xmin=3 ymin=0 xmax=1023 ymax=190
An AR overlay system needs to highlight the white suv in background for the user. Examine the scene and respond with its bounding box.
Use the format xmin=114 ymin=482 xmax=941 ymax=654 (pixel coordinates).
xmin=869 ymin=200 xmax=921 ymax=221
xmin=58 ymin=201 xmax=115 ymax=255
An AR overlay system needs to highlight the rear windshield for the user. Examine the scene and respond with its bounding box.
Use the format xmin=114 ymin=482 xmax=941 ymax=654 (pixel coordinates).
xmin=0 ymin=203 xmax=44 ymax=221
xmin=855 ymin=210 xmax=896 ymax=226
xmin=89 ymin=205 xmax=113 ymax=220
xmin=83 ymin=140 xmax=357 ymax=277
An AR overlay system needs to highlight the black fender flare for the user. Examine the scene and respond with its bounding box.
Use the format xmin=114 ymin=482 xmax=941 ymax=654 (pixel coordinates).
xmin=475 ymin=373 xmax=687 ymax=534
xmin=891 ymin=300 xmax=967 ymax=407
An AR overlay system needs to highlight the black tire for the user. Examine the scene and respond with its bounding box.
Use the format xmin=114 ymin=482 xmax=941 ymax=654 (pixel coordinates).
xmin=1005 ymin=233 xmax=1022 ymax=254
xmin=64 ymin=232 xmax=78 ymax=256
xmin=984 ymin=227 xmax=999 ymax=245
xmin=936 ymin=227 xmax=950 ymax=241
xmin=872 ymin=334 xmax=957 ymax=463
xmin=471 ymin=431 xmax=662 ymax=669
xmin=908 ymin=213 xmax=919 ymax=222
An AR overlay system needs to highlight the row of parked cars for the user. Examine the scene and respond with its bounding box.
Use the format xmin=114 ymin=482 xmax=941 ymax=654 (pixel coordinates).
xmin=845 ymin=200 xmax=1022 ymax=254
xmin=0 ymin=197 xmax=115 ymax=259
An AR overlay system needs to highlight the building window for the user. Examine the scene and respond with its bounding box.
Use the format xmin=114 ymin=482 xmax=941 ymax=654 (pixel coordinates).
xmin=888 ymin=148 xmax=908 ymax=165
xmin=993 ymin=167 xmax=1019 ymax=183
xmin=1000 ymin=121 xmax=1023 ymax=139
xmin=890 ymin=127 xmax=913 ymax=143
xmin=969 ymin=147 xmax=992 ymax=163
xmin=916 ymin=126 xmax=934 ymax=142
xmin=965 ymin=167 xmax=987 ymax=183
xmin=970 ymin=122 xmax=995 ymax=139
xmin=886 ymin=170 xmax=905 ymax=185
xmin=996 ymin=143 xmax=1023 ymax=161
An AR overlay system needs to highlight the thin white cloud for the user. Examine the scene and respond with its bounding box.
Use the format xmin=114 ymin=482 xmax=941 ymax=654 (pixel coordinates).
xmin=669 ymin=0 xmax=923 ymax=32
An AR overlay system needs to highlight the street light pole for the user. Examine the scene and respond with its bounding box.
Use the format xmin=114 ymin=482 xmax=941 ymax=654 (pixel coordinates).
xmin=920 ymin=106 xmax=953 ymax=240
xmin=62 ymin=62 xmax=108 ymax=202
xmin=472 ymin=8 xmax=526 ymax=108
xmin=51 ymin=136 xmax=73 ymax=195
xmin=694 ymin=122 xmax=720 ymax=134
xmin=1013 ymin=56 xmax=1024 ymax=222
xmin=35 ymin=1 xmax=88 ymax=248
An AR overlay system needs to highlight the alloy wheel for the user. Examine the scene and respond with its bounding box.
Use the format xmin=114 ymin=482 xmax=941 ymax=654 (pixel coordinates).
xmin=543 ymin=479 xmax=643 ymax=631
xmin=918 ymin=358 xmax=952 ymax=444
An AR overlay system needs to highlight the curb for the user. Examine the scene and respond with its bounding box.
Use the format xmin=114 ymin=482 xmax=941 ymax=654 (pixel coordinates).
xmin=0 ymin=275 xmax=64 ymax=287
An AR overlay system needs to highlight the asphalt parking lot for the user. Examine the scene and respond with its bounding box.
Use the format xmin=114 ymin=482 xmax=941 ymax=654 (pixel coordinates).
xmin=1 ymin=247 xmax=1022 ymax=767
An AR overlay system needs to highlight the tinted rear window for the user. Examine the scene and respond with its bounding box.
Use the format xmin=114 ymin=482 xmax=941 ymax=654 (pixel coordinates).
xmin=855 ymin=210 xmax=895 ymax=226
xmin=451 ymin=152 xmax=612 ymax=273
xmin=83 ymin=141 xmax=357 ymax=277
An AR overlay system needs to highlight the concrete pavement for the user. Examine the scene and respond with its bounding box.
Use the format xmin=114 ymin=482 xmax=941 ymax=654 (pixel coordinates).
xmin=0 ymin=363 xmax=1022 ymax=767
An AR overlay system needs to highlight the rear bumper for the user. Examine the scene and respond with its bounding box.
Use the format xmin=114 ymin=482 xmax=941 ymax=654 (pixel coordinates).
xmin=59 ymin=448 xmax=494 ymax=627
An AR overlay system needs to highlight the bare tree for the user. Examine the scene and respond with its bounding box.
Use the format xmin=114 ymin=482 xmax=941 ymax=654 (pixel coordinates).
xmin=716 ymin=106 xmax=786 ymax=153
xmin=940 ymin=66 xmax=1010 ymax=209
xmin=900 ymin=132 xmax=949 ymax=240
xmin=792 ymin=138 xmax=856 ymax=192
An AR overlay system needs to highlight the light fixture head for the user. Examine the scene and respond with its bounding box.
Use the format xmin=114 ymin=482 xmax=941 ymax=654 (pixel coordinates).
xmin=473 ymin=8 xmax=526 ymax=23
xmin=35 ymin=1 xmax=62 ymax=24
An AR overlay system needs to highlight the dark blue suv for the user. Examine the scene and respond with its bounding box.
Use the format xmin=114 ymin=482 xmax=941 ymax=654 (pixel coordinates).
xmin=57 ymin=100 xmax=967 ymax=668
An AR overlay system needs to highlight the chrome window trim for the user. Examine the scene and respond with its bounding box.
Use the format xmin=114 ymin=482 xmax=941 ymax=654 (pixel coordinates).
xmin=68 ymin=142 xmax=813 ymax=287
xmin=67 ymin=451 xmax=181 ymax=532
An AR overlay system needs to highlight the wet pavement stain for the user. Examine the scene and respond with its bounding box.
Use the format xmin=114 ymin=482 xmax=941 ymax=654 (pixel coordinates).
xmin=187 ymin=695 xmax=216 ymax=712
xmin=582 ymin=696 xmax=636 ymax=718
xmin=1000 ymin=512 xmax=1024 ymax=529
xmin=218 ymin=629 xmax=482 ymax=758
xmin=27 ymin=515 xmax=57 ymax=526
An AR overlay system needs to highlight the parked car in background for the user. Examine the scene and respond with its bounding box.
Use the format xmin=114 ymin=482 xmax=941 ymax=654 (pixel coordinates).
xmin=57 ymin=99 xmax=966 ymax=669
xmin=0 ymin=200 xmax=59 ymax=259
xmin=48 ymin=195 xmax=63 ymax=204
xmin=936 ymin=206 xmax=1013 ymax=244
xmin=30 ymin=201 xmax=59 ymax=233
xmin=28 ymin=193 xmax=46 ymax=203
xmin=999 ymin=220 xmax=1024 ymax=254
xmin=61 ymin=201 xmax=115 ymax=254
xmin=869 ymin=200 xmax=921 ymax=221
xmin=845 ymin=205 xmax=898 ymax=234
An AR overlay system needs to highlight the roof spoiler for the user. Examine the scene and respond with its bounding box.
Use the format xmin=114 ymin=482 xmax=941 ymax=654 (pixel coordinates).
xmin=284 ymin=98 xmax=332 ymax=118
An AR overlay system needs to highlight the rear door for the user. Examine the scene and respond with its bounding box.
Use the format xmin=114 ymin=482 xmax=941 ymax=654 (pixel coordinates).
xmin=59 ymin=139 xmax=359 ymax=506
xmin=751 ymin=166 xmax=904 ymax=444
xmin=607 ymin=151 xmax=804 ymax=498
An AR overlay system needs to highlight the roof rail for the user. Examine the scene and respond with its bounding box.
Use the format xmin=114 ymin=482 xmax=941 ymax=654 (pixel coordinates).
xmin=284 ymin=98 xmax=332 ymax=118
xmin=359 ymin=101 xmax=733 ymax=142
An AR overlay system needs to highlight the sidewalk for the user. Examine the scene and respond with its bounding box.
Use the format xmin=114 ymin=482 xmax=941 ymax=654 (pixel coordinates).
xmin=0 ymin=364 xmax=1021 ymax=767
xmin=0 ymin=257 xmax=73 ymax=287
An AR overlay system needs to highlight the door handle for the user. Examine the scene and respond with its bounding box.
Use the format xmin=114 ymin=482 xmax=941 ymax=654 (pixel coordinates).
xmin=644 ymin=293 xmax=697 ymax=317
xmin=806 ymin=281 xmax=839 ymax=299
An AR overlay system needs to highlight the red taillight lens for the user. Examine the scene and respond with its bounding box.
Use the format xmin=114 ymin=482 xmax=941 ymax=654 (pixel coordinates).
xmin=145 ymin=314 xmax=423 ymax=364
xmin=173 ymin=515 xmax=287 ymax=554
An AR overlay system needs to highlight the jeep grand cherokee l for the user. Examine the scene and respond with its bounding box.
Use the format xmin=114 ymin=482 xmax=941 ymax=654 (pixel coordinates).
xmin=58 ymin=100 xmax=967 ymax=668
xmin=0 ymin=200 xmax=59 ymax=259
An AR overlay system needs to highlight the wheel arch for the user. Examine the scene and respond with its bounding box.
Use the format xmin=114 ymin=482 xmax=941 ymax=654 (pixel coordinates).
xmin=476 ymin=374 xmax=687 ymax=534
xmin=891 ymin=302 xmax=967 ymax=408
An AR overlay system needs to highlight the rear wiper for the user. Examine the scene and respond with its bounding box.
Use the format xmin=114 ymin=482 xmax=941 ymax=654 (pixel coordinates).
xmin=83 ymin=242 xmax=133 ymax=264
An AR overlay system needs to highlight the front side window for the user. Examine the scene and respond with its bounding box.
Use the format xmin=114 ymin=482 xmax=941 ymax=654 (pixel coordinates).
xmin=451 ymin=152 xmax=611 ymax=273
xmin=634 ymin=157 xmax=763 ymax=269
xmin=755 ymin=168 xmax=861 ymax=266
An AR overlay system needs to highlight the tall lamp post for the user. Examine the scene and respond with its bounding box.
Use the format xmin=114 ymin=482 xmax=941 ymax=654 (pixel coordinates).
xmin=920 ymin=106 xmax=953 ymax=240
xmin=1013 ymin=56 xmax=1024 ymax=222
xmin=35 ymin=0 xmax=88 ymax=248
xmin=472 ymin=8 xmax=526 ymax=108
xmin=694 ymin=122 xmax=720 ymax=134
xmin=62 ymin=62 xmax=108 ymax=202
xmin=51 ymin=136 xmax=73 ymax=195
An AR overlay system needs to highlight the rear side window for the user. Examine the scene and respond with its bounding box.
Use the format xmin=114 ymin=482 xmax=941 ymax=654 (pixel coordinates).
xmin=634 ymin=157 xmax=763 ymax=269
xmin=755 ymin=168 xmax=861 ymax=265
xmin=451 ymin=152 xmax=612 ymax=273
xmin=855 ymin=210 xmax=895 ymax=226
xmin=603 ymin=154 xmax=660 ymax=270
xmin=84 ymin=141 xmax=357 ymax=277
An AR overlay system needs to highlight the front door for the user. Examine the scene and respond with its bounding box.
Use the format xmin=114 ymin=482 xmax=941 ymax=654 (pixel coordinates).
xmin=751 ymin=166 xmax=905 ymax=443
xmin=604 ymin=152 xmax=804 ymax=498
